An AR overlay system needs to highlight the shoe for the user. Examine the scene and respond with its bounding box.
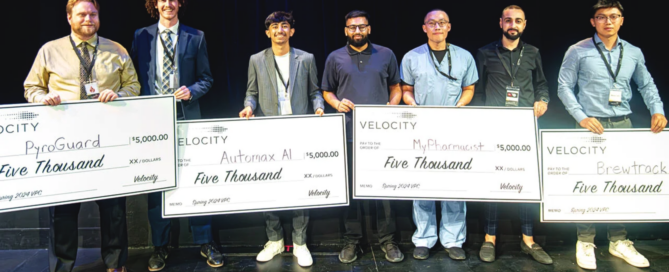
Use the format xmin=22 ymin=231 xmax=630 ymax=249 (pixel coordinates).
xmin=381 ymin=242 xmax=404 ymax=263
xmin=148 ymin=246 xmax=169 ymax=271
xmin=257 ymin=239 xmax=285 ymax=262
xmin=609 ymin=240 xmax=649 ymax=268
xmin=445 ymin=247 xmax=466 ymax=260
xmin=338 ymin=243 xmax=359 ymax=263
xmin=293 ymin=244 xmax=313 ymax=267
xmin=576 ymin=241 xmax=597 ymax=270
xmin=413 ymin=247 xmax=429 ymax=260
xmin=479 ymin=242 xmax=495 ymax=262
xmin=520 ymin=241 xmax=553 ymax=265
xmin=106 ymin=267 xmax=126 ymax=272
xmin=200 ymin=242 xmax=224 ymax=268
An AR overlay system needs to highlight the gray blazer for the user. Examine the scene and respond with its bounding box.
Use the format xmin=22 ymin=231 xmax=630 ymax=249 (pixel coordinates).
xmin=244 ymin=47 xmax=324 ymax=116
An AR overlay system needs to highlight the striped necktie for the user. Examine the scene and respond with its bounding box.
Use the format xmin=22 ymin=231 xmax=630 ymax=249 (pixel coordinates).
xmin=79 ymin=42 xmax=91 ymax=100
xmin=161 ymin=29 xmax=175 ymax=94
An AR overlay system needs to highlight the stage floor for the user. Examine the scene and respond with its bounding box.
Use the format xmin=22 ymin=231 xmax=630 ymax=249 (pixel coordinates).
xmin=3 ymin=240 xmax=668 ymax=271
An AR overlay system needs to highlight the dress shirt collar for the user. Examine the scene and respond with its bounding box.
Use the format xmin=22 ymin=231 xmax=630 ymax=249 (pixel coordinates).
xmin=593 ymin=33 xmax=622 ymax=50
xmin=496 ymin=39 xmax=524 ymax=52
xmin=70 ymin=33 xmax=98 ymax=47
xmin=158 ymin=20 xmax=180 ymax=35
xmin=346 ymin=42 xmax=373 ymax=55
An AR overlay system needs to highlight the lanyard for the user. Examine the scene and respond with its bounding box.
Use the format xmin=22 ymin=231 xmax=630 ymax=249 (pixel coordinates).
xmin=159 ymin=28 xmax=180 ymax=65
xmin=592 ymin=37 xmax=624 ymax=84
xmin=273 ymin=56 xmax=290 ymax=91
xmin=69 ymin=36 xmax=99 ymax=82
xmin=430 ymin=44 xmax=457 ymax=81
xmin=495 ymin=44 xmax=524 ymax=87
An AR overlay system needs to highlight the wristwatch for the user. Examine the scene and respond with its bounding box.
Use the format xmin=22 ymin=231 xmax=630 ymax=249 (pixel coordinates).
xmin=540 ymin=97 xmax=549 ymax=104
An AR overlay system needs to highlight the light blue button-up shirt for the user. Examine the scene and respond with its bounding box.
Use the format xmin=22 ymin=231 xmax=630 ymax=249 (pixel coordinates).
xmin=557 ymin=34 xmax=664 ymax=122
xmin=401 ymin=43 xmax=478 ymax=106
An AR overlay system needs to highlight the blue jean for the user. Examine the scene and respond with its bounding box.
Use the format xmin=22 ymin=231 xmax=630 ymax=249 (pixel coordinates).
xmin=412 ymin=200 xmax=466 ymax=248
xmin=148 ymin=192 xmax=213 ymax=245
xmin=484 ymin=202 xmax=534 ymax=236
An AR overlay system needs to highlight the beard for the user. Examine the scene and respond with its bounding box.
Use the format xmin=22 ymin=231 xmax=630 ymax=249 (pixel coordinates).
xmin=347 ymin=34 xmax=369 ymax=47
xmin=73 ymin=23 xmax=99 ymax=38
xmin=503 ymin=29 xmax=522 ymax=40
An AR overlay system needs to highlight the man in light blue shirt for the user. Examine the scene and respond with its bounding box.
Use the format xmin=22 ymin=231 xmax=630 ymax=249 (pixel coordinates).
xmin=557 ymin=0 xmax=666 ymax=270
xmin=400 ymin=9 xmax=478 ymax=261
xmin=558 ymin=4 xmax=666 ymax=135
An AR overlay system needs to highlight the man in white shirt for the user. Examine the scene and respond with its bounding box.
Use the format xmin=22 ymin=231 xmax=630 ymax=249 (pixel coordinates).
xmin=240 ymin=11 xmax=324 ymax=267
xmin=130 ymin=1 xmax=217 ymax=271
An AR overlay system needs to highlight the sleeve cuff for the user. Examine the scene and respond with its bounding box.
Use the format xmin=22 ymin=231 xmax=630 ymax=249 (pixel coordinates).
xmin=31 ymin=93 xmax=46 ymax=103
xmin=650 ymin=105 xmax=665 ymax=116
xmin=573 ymin=111 xmax=589 ymax=123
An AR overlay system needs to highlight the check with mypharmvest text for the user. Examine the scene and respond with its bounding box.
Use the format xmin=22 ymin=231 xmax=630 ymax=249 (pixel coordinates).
xmin=162 ymin=114 xmax=349 ymax=218
xmin=353 ymin=105 xmax=541 ymax=202
xmin=0 ymin=96 xmax=177 ymax=213
xmin=541 ymin=129 xmax=669 ymax=222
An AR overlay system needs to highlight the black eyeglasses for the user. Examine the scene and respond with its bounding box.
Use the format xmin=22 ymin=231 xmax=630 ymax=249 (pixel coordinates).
xmin=346 ymin=24 xmax=369 ymax=32
xmin=594 ymin=14 xmax=622 ymax=22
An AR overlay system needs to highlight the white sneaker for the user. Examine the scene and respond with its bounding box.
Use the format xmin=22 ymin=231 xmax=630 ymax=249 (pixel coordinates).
xmin=576 ymin=241 xmax=597 ymax=270
xmin=609 ymin=240 xmax=650 ymax=268
xmin=256 ymin=239 xmax=284 ymax=262
xmin=293 ymin=244 xmax=313 ymax=267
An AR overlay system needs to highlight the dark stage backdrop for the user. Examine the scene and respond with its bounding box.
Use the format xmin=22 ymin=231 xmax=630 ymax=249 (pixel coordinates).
xmin=1 ymin=0 xmax=667 ymax=250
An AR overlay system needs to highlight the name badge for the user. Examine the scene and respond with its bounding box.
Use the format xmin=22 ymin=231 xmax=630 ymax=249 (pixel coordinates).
xmin=609 ymin=89 xmax=622 ymax=106
xmin=505 ymin=85 xmax=520 ymax=107
xmin=278 ymin=91 xmax=293 ymax=115
xmin=84 ymin=81 xmax=100 ymax=97
xmin=169 ymin=75 xmax=178 ymax=89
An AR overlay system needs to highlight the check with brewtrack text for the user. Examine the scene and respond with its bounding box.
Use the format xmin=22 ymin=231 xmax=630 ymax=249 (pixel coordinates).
xmin=541 ymin=129 xmax=669 ymax=222
xmin=163 ymin=114 xmax=348 ymax=217
xmin=0 ymin=96 xmax=177 ymax=213
xmin=353 ymin=106 xmax=541 ymax=202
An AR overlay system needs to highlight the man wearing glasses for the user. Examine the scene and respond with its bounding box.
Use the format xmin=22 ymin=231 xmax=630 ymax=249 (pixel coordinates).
xmin=400 ymin=9 xmax=478 ymax=261
xmin=558 ymin=0 xmax=666 ymax=269
xmin=322 ymin=10 xmax=404 ymax=264
xmin=474 ymin=5 xmax=552 ymax=265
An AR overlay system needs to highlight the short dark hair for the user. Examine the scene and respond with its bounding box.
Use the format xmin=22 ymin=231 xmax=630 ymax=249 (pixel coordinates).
xmin=592 ymin=0 xmax=624 ymax=17
xmin=265 ymin=11 xmax=295 ymax=29
xmin=424 ymin=9 xmax=449 ymax=23
xmin=345 ymin=10 xmax=369 ymax=24
xmin=501 ymin=5 xmax=525 ymax=18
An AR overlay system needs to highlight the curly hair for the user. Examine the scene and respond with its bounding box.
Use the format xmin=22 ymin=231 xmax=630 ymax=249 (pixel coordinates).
xmin=145 ymin=0 xmax=186 ymax=19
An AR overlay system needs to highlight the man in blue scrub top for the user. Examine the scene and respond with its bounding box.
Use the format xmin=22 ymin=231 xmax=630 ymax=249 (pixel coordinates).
xmin=558 ymin=0 xmax=666 ymax=270
xmin=400 ymin=9 xmax=478 ymax=261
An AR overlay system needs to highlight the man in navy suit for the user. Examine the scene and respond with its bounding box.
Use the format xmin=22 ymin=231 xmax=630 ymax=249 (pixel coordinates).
xmin=131 ymin=1 xmax=219 ymax=271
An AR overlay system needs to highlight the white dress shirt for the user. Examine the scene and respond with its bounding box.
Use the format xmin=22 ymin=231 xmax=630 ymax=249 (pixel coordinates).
xmin=155 ymin=21 xmax=180 ymax=93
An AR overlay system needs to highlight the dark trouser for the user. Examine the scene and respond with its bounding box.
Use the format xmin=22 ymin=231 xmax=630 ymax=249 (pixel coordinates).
xmin=264 ymin=210 xmax=309 ymax=245
xmin=484 ymin=203 xmax=534 ymax=236
xmin=574 ymin=117 xmax=631 ymax=243
xmin=343 ymin=143 xmax=396 ymax=245
xmin=147 ymin=192 xmax=213 ymax=246
xmin=48 ymin=198 xmax=128 ymax=272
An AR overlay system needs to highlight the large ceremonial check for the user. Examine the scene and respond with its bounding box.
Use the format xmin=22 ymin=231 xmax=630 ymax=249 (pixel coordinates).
xmin=353 ymin=105 xmax=541 ymax=202
xmin=0 ymin=96 xmax=177 ymax=213
xmin=162 ymin=114 xmax=348 ymax=218
xmin=541 ymin=129 xmax=669 ymax=222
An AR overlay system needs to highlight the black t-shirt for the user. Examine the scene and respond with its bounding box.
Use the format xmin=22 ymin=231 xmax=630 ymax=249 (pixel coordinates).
xmin=431 ymin=48 xmax=447 ymax=64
